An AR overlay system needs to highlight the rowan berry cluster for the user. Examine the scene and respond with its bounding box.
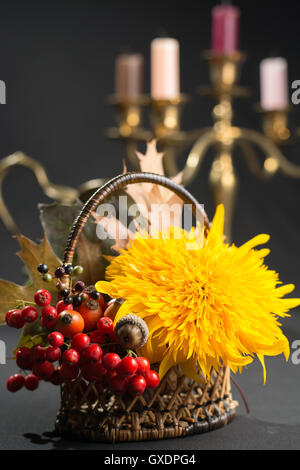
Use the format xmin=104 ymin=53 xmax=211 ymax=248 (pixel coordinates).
xmin=6 ymin=283 xmax=160 ymax=397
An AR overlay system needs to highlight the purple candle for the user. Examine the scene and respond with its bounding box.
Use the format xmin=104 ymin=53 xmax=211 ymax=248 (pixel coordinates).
xmin=211 ymin=3 xmax=240 ymax=54
xmin=115 ymin=53 xmax=144 ymax=99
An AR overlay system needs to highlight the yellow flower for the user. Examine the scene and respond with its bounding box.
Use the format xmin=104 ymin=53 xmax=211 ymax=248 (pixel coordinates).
xmin=96 ymin=205 xmax=300 ymax=382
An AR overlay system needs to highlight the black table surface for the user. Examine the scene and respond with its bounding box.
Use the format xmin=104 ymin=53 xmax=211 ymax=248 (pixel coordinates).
xmin=1 ymin=313 xmax=300 ymax=450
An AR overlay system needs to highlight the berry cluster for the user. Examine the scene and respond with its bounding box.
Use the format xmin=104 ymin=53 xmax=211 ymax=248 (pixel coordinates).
xmin=5 ymin=289 xmax=51 ymax=330
xmin=5 ymin=285 xmax=105 ymax=337
xmin=6 ymin=283 xmax=160 ymax=398
xmin=7 ymin=327 xmax=159 ymax=397
xmin=37 ymin=263 xmax=84 ymax=285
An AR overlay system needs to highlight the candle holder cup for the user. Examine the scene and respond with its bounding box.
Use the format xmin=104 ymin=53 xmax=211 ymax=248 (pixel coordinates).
xmin=150 ymin=95 xmax=188 ymax=138
xmin=255 ymin=105 xmax=295 ymax=144
xmin=202 ymin=51 xmax=247 ymax=96
xmin=106 ymin=95 xmax=152 ymax=169
xmin=106 ymin=94 xmax=151 ymax=140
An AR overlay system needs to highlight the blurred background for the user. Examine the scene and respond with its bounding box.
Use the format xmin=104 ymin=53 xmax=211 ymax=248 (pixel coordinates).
xmin=0 ymin=0 xmax=300 ymax=449
xmin=0 ymin=0 xmax=299 ymax=289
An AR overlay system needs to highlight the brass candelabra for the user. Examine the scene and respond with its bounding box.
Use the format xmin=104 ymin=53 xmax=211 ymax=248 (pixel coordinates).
xmin=107 ymin=51 xmax=300 ymax=240
xmin=1 ymin=52 xmax=300 ymax=240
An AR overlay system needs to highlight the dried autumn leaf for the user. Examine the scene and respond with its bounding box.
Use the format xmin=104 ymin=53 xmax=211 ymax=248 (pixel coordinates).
xmin=76 ymin=234 xmax=106 ymax=286
xmin=39 ymin=201 xmax=87 ymax=259
xmin=93 ymin=141 xmax=185 ymax=253
xmin=125 ymin=140 xmax=184 ymax=233
xmin=0 ymin=234 xmax=61 ymax=324
xmin=40 ymin=201 xmax=117 ymax=283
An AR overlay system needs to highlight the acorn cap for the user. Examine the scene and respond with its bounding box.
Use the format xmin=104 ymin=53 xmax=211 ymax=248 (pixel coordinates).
xmin=114 ymin=314 xmax=149 ymax=349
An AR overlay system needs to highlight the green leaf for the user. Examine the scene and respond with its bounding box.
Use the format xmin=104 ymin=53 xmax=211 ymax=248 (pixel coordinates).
xmin=39 ymin=201 xmax=84 ymax=259
xmin=14 ymin=320 xmax=47 ymax=355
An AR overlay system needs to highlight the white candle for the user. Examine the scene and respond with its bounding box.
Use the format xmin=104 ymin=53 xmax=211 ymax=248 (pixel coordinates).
xmin=260 ymin=57 xmax=289 ymax=111
xmin=151 ymin=38 xmax=180 ymax=100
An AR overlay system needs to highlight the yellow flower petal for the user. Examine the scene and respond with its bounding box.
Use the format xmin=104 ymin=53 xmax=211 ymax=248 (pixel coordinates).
xmin=113 ymin=301 xmax=133 ymax=325
xmin=159 ymin=351 xmax=176 ymax=379
xmin=95 ymin=280 xmax=117 ymax=297
xmin=180 ymin=358 xmax=205 ymax=384
xmin=96 ymin=205 xmax=299 ymax=382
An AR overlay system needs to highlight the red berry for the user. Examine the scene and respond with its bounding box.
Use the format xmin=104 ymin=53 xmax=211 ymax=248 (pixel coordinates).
xmin=78 ymin=299 xmax=103 ymax=332
xmin=109 ymin=375 xmax=129 ymax=394
xmin=42 ymin=318 xmax=56 ymax=330
xmin=116 ymin=356 xmax=138 ymax=377
xmin=91 ymin=329 xmax=115 ymax=344
xmin=7 ymin=374 xmax=24 ymax=392
xmin=41 ymin=306 xmax=57 ymax=329
xmin=33 ymin=345 xmax=47 ymax=364
xmin=71 ymin=333 xmax=90 ymax=352
xmin=103 ymin=370 xmax=117 ymax=387
xmin=80 ymin=344 xmax=102 ymax=364
xmin=21 ymin=306 xmax=38 ymax=323
xmin=16 ymin=347 xmax=33 ymax=370
xmin=56 ymin=300 xmax=73 ymax=314
xmin=50 ymin=369 xmax=64 ymax=385
xmin=48 ymin=331 xmax=64 ymax=348
xmin=97 ymin=317 xmax=114 ymax=334
xmin=89 ymin=330 xmax=105 ymax=344
xmin=136 ymin=357 xmax=150 ymax=375
xmin=56 ymin=310 xmax=84 ymax=338
xmin=33 ymin=361 xmax=54 ymax=380
xmin=62 ymin=348 xmax=79 ymax=365
xmin=144 ymin=370 xmax=160 ymax=389
xmin=60 ymin=363 xmax=79 ymax=380
xmin=24 ymin=374 xmax=39 ymax=391
xmin=128 ymin=375 xmax=146 ymax=396
xmin=103 ymin=353 xmax=121 ymax=372
xmin=5 ymin=310 xmax=14 ymax=325
xmin=81 ymin=362 xmax=107 ymax=382
xmin=6 ymin=309 xmax=24 ymax=329
xmin=34 ymin=289 xmax=51 ymax=307
xmin=46 ymin=346 xmax=61 ymax=362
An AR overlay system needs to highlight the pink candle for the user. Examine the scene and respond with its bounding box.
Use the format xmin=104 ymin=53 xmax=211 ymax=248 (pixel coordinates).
xmin=151 ymin=38 xmax=180 ymax=100
xmin=260 ymin=57 xmax=289 ymax=111
xmin=211 ymin=3 xmax=240 ymax=54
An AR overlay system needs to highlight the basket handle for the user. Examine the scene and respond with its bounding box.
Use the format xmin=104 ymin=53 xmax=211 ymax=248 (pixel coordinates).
xmin=63 ymin=172 xmax=210 ymax=265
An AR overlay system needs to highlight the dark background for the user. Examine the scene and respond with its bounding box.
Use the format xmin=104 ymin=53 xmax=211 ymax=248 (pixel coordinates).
xmin=0 ymin=0 xmax=299 ymax=450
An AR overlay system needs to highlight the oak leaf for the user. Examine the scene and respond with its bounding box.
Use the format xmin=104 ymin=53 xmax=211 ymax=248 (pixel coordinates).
xmin=0 ymin=234 xmax=61 ymax=324
xmin=94 ymin=140 xmax=185 ymax=252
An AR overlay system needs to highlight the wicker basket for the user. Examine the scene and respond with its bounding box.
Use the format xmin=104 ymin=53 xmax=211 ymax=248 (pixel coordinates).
xmin=55 ymin=172 xmax=238 ymax=442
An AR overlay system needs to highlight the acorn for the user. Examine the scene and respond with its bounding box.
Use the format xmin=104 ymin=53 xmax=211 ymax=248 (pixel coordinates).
xmin=104 ymin=298 xmax=124 ymax=321
xmin=114 ymin=314 xmax=149 ymax=350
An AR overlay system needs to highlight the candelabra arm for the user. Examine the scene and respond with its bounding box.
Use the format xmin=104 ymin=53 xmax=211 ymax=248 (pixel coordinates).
xmin=182 ymin=129 xmax=216 ymax=185
xmin=237 ymin=140 xmax=272 ymax=180
xmin=238 ymin=128 xmax=300 ymax=178
xmin=0 ymin=152 xmax=79 ymax=235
